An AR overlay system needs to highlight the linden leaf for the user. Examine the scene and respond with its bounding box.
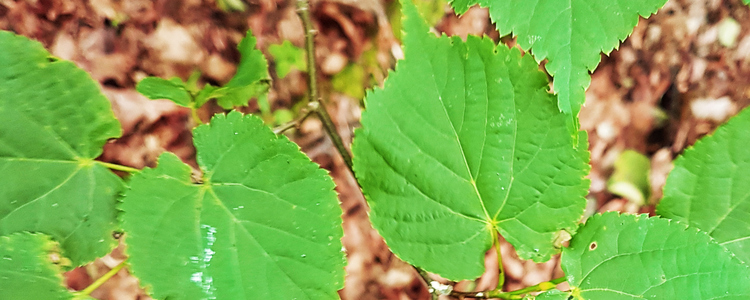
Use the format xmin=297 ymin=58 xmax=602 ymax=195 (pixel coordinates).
xmin=657 ymin=107 xmax=750 ymax=264
xmin=0 ymin=30 xmax=123 ymax=267
xmin=121 ymin=111 xmax=344 ymax=299
xmin=547 ymin=212 xmax=750 ymax=299
xmin=450 ymin=0 xmax=667 ymax=121
xmin=352 ymin=1 xmax=589 ymax=280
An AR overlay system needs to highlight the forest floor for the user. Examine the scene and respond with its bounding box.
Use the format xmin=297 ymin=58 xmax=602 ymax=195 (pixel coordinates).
xmin=2 ymin=0 xmax=750 ymax=299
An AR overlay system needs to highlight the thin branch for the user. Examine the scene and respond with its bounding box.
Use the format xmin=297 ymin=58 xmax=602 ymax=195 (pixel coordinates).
xmin=313 ymin=104 xmax=354 ymax=173
xmin=415 ymin=267 xmax=440 ymax=300
xmin=296 ymin=0 xmax=354 ymax=174
xmin=273 ymin=103 xmax=316 ymax=134
xmin=297 ymin=0 xmax=318 ymax=108
xmin=76 ymin=260 xmax=128 ymax=297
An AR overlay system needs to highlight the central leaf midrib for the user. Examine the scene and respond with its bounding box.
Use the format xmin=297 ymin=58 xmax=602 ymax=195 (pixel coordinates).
xmin=424 ymin=39 xmax=492 ymax=225
xmin=371 ymin=104 xmax=484 ymax=222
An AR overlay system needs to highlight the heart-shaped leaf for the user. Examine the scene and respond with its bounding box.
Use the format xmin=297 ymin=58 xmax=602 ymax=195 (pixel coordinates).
xmin=352 ymin=2 xmax=589 ymax=280
xmin=0 ymin=30 xmax=123 ymax=267
xmin=121 ymin=111 xmax=344 ymax=299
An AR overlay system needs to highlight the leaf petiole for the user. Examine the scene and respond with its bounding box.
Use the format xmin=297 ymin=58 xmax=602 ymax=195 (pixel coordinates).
xmin=448 ymin=277 xmax=566 ymax=299
xmin=493 ymin=230 xmax=506 ymax=288
xmin=191 ymin=106 xmax=204 ymax=126
xmin=273 ymin=102 xmax=316 ymax=135
xmin=74 ymin=259 xmax=128 ymax=298
xmin=96 ymin=161 xmax=140 ymax=173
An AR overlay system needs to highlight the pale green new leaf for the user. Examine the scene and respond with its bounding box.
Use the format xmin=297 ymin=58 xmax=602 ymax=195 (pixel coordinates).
xmin=0 ymin=233 xmax=73 ymax=300
xmin=608 ymin=150 xmax=651 ymax=206
xmin=217 ymin=0 xmax=245 ymax=11
xmin=550 ymin=212 xmax=750 ymax=299
xmin=450 ymin=0 xmax=667 ymax=119
xmin=195 ymin=83 xmax=220 ymax=108
xmin=268 ymin=40 xmax=306 ymax=79
xmin=136 ymin=77 xmax=192 ymax=107
xmin=352 ymin=2 xmax=589 ymax=280
xmin=0 ymin=30 xmax=123 ymax=267
xmin=215 ymin=30 xmax=270 ymax=109
xmin=657 ymin=107 xmax=750 ymax=264
xmin=121 ymin=111 xmax=344 ymax=300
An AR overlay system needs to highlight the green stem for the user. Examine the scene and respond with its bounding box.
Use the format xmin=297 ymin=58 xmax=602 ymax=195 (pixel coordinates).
xmin=296 ymin=0 xmax=354 ymax=174
xmin=76 ymin=260 xmax=128 ymax=297
xmin=97 ymin=161 xmax=140 ymax=173
xmin=493 ymin=230 xmax=505 ymax=289
xmin=449 ymin=277 xmax=567 ymax=299
xmin=314 ymin=103 xmax=354 ymax=173
xmin=507 ymin=277 xmax=566 ymax=296
xmin=191 ymin=106 xmax=204 ymax=126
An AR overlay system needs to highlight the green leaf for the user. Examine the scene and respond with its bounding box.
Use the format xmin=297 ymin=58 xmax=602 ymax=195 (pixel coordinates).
xmin=352 ymin=1 xmax=589 ymax=280
xmin=0 ymin=233 xmax=73 ymax=300
xmin=136 ymin=76 xmax=193 ymax=107
xmin=268 ymin=40 xmax=306 ymax=79
xmin=556 ymin=212 xmax=750 ymax=299
xmin=195 ymin=83 xmax=220 ymax=108
xmin=607 ymin=150 xmax=650 ymax=206
xmin=121 ymin=111 xmax=344 ymax=299
xmin=215 ymin=30 xmax=270 ymax=109
xmin=657 ymin=107 xmax=750 ymax=264
xmin=0 ymin=30 xmax=124 ymax=267
xmin=449 ymin=0 xmax=667 ymax=119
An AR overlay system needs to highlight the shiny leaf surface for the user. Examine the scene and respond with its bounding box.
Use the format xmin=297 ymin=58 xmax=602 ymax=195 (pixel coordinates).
xmin=121 ymin=111 xmax=344 ymax=299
